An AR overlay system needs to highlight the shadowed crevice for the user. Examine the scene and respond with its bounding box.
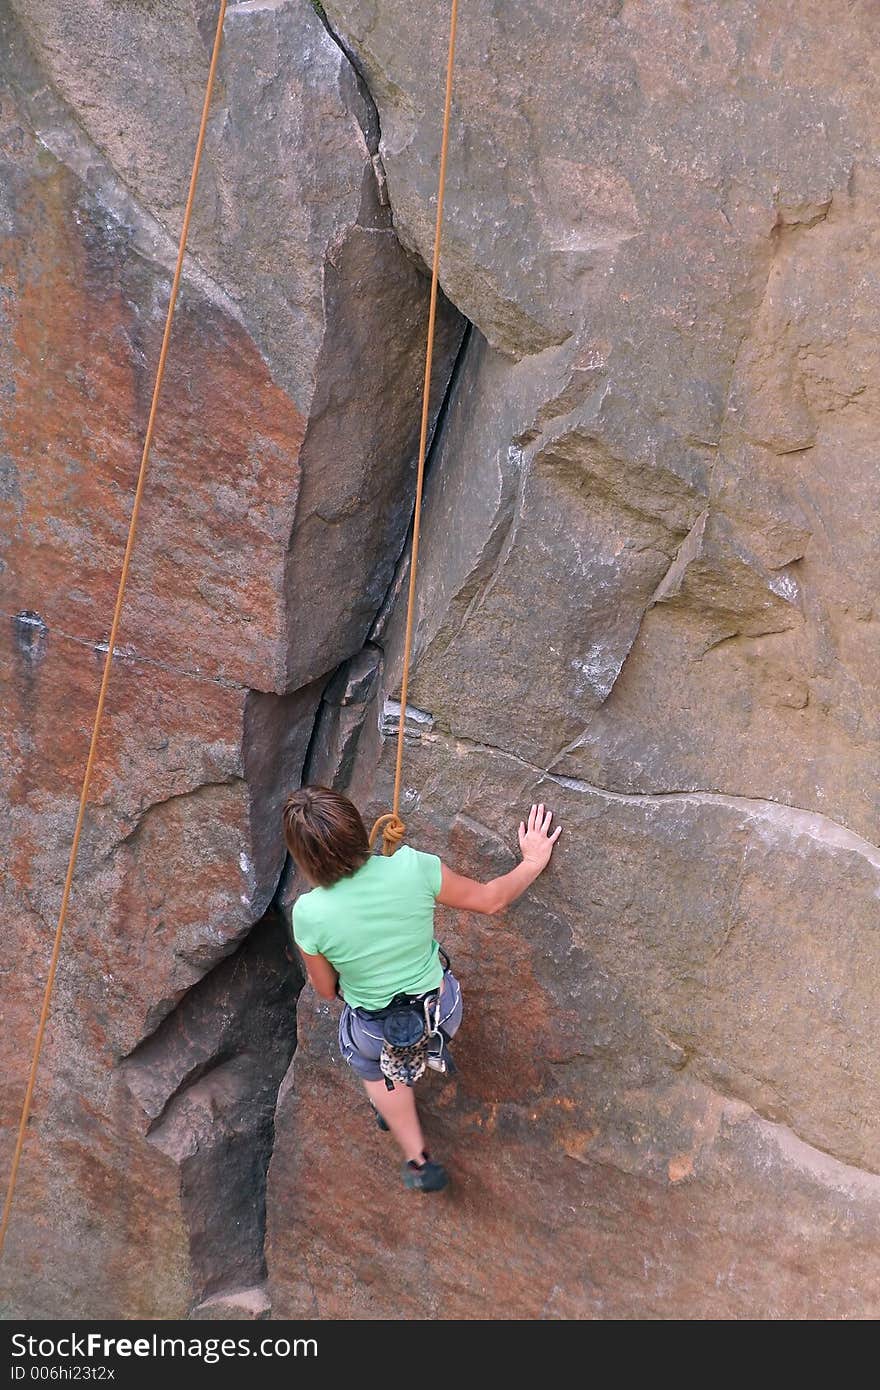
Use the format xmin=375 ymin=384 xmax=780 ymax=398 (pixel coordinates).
xmin=121 ymin=911 xmax=302 ymax=1309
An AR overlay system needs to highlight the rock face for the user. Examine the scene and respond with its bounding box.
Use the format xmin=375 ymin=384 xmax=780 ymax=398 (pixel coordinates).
xmin=3 ymin=0 xmax=880 ymax=1319
xmin=267 ymin=0 xmax=880 ymax=1320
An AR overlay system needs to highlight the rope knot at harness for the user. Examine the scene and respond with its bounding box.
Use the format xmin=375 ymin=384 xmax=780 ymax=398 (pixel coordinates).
xmin=369 ymin=812 xmax=406 ymax=856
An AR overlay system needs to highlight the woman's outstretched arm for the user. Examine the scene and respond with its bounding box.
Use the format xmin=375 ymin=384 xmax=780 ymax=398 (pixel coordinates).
xmin=436 ymin=802 xmax=562 ymax=917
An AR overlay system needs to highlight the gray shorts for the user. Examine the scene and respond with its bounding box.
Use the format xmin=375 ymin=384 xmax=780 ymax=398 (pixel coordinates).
xmin=338 ymin=970 xmax=463 ymax=1082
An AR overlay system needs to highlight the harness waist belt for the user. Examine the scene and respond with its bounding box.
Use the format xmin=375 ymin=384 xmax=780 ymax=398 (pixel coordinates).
xmin=355 ymin=983 xmax=441 ymax=1022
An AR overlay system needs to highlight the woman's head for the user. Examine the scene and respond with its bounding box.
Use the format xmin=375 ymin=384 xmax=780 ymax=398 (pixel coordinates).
xmin=282 ymin=785 xmax=370 ymax=887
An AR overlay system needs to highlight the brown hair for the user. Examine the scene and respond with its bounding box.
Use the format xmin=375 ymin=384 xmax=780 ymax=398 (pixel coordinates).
xmin=282 ymin=785 xmax=370 ymax=888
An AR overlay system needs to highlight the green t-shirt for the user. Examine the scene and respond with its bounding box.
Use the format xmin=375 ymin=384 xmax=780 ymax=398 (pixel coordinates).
xmin=292 ymin=844 xmax=444 ymax=1010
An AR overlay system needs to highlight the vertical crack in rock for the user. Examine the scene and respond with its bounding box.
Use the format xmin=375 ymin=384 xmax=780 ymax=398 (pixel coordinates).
xmin=269 ymin=0 xmax=468 ymax=694
xmin=241 ymin=684 xmax=328 ymax=921
xmin=274 ymin=320 xmax=475 ymax=918
xmin=308 ymin=2 xmax=382 ymax=163
xmin=368 ymin=322 xmax=475 ymax=646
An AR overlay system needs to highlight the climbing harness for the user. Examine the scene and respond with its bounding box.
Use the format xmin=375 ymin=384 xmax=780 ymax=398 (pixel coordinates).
xmin=369 ymin=0 xmax=460 ymax=859
xmin=348 ymin=947 xmax=456 ymax=1091
xmin=0 ymin=1 xmax=229 ymax=1260
xmin=362 ymin=963 xmax=457 ymax=1092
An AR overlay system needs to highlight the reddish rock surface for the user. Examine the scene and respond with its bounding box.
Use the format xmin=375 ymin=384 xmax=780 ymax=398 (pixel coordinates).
xmin=268 ymin=738 xmax=880 ymax=1319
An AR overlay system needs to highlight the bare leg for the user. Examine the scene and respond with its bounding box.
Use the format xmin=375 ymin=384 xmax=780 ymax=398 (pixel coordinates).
xmin=363 ymin=1078 xmax=425 ymax=1163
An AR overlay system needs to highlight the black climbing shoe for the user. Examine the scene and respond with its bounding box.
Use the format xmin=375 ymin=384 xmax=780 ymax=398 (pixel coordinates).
xmin=370 ymin=1103 xmax=390 ymax=1133
xmin=403 ymin=1155 xmax=449 ymax=1193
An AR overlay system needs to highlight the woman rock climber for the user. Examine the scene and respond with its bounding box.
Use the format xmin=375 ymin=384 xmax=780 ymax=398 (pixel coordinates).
xmin=283 ymin=785 xmax=562 ymax=1193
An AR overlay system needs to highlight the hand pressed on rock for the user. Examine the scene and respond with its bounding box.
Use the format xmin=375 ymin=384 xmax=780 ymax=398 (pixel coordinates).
xmin=438 ymin=802 xmax=562 ymax=915
xmin=518 ymin=802 xmax=562 ymax=873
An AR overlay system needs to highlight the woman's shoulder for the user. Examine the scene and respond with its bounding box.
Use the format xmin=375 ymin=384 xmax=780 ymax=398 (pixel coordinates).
xmin=291 ymin=885 xmax=326 ymax=953
xmin=292 ymin=884 xmax=324 ymax=925
xmin=388 ymin=843 xmax=442 ymax=894
xmin=292 ymin=889 xmax=307 ymax=918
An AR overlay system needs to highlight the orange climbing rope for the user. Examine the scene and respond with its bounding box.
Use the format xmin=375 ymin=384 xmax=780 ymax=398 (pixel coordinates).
xmin=369 ymin=0 xmax=460 ymax=857
xmin=0 ymin=0 xmax=229 ymax=1260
